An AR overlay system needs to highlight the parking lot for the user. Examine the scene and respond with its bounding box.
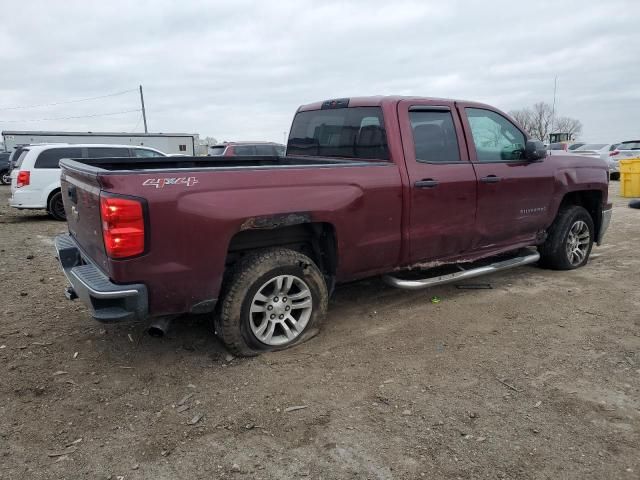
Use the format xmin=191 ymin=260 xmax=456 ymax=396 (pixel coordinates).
xmin=0 ymin=183 xmax=638 ymax=479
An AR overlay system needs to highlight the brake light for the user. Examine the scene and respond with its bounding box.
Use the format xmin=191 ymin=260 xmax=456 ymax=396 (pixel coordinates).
xmin=100 ymin=195 xmax=145 ymax=259
xmin=609 ymin=150 xmax=619 ymax=157
xmin=16 ymin=170 xmax=30 ymax=188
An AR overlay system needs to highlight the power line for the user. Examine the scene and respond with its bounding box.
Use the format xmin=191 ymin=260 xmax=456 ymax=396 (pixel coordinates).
xmin=0 ymin=88 xmax=138 ymax=111
xmin=0 ymin=109 xmax=141 ymax=123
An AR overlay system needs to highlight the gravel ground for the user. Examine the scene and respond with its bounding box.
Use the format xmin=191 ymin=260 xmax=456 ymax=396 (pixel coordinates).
xmin=0 ymin=183 xmax=638 ymax=480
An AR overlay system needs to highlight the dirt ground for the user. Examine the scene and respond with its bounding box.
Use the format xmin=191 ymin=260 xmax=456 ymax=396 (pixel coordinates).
xmin=0 ymin=183 xmax=638 ymax=480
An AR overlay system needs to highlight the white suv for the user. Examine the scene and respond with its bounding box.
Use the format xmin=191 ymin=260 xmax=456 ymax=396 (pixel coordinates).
xmin=9 ymin=144 xmax=166 ymax=220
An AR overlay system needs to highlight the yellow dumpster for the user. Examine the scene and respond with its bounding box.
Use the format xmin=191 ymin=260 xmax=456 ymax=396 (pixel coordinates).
xmin=620 ymin=158 xmax=640 ymax=198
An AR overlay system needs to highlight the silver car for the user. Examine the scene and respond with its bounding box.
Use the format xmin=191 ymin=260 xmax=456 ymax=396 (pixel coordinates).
xmin=609 ymin=140 xmax=640 ymax=180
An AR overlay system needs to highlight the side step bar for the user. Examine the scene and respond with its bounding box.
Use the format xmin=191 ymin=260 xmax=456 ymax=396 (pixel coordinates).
xmin=383 ymin=250 xmax=540 ymax=290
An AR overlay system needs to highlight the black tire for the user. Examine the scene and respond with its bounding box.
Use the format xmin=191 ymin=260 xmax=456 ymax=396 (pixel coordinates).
xmin=0 ymin=170 xmax=10 ymax=185
xmin=610 ymin=172 xmax=620 ymax=181
xmin=539 ymin=205 xmax=594 ymax=270
xmin=47 ymin=191 xmax=66 ymax=221
xmin=629 ymin=199 xmax=640 ymax=209
xmin=215 ymin=248 xmax=328 ymax=357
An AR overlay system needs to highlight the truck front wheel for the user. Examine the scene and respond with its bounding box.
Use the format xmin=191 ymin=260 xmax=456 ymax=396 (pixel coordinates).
xmin=215 ymin=248 xmax=328 ymax=356
xmin=539 ymin=205 xmax=594 ymax=270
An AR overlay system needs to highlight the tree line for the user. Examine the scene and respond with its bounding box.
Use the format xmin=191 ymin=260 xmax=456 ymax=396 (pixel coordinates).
xmin=509 ymin=102 xmax=582 ymax=142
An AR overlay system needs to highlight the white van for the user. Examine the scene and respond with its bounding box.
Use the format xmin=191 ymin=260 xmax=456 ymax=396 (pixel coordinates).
xmin=9 ymin=144 xmax=166 ymax=220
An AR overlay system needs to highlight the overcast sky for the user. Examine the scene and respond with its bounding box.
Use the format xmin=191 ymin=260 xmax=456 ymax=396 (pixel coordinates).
xmin=1 ymin=0 xmax=638 ymax=143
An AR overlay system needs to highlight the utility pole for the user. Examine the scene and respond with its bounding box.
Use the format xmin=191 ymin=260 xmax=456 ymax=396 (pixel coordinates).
xmin=139 ymin=85 xmax=148 ymax=133
xmin=550 ymin=76 xmax=558 ymax=138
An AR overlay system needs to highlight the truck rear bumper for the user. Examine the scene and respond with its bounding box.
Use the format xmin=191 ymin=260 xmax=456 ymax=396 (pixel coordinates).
xmin=54 ymin=234 xmax=148 ymax=322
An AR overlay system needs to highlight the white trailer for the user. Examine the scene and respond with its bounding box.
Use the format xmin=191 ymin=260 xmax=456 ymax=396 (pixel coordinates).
xmin=2 ymin=131 xmax=200 ymax=155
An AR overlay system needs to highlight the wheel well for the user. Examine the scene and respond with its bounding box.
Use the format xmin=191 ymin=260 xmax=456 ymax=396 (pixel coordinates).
xmin=559 ymin=190 xmax=602 ymax=237
xmin=46 ymin=188 xmax=61 ymax=207
xmin=226 ymin=222 xmax=338 ymax=279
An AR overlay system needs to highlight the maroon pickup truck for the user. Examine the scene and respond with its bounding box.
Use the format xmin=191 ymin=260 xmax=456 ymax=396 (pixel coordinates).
xmin=55 ymin=96 xmax=612 ymax=356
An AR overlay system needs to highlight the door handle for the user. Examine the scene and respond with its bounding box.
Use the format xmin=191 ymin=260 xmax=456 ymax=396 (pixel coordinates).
xmin=415 ymin=179 xmax=439 ymax=189
xmin=480 ymin=175 xmax=501 ymax=184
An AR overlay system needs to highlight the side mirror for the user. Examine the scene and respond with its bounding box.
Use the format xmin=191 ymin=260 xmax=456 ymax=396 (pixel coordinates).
xmin=524 ymin=140 xmax=547 ymax=161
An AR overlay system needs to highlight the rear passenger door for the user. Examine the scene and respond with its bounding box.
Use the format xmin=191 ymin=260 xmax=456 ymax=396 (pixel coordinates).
xmin=398 ymin=100 xmax=478 ymax=263
xmin=457 ymin=104 xmax=554 ymax=250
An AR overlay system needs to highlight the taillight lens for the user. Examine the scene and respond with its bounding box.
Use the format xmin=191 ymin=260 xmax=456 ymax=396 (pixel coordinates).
xmin=609 ymin=150 xmax=619 ymax=157
xmin=100 ymin=195 xmax=145 ymax=259
xmin=16 ymin=170 xmax=30 ymax=188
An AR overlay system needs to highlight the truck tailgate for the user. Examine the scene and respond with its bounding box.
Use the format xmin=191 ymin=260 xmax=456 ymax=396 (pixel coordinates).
xmin=60 ymin=165 xmax=110 ymax=273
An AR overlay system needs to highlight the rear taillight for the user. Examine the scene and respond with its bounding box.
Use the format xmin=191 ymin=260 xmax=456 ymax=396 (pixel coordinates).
xmin=16 ymin=170 xmax=30 ymax=188
xmin=609 ymin=150 xmax=619 ymax=157
xmin=100 ymin=195 xmax=145 ymax=259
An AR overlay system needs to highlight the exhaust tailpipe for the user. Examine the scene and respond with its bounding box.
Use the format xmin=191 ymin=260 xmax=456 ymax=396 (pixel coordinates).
xmin=148 ymin=316 xmax=175 ymax=338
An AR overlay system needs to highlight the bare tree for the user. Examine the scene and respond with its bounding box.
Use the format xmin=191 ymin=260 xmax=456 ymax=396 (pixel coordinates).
xmin=199 ymin=136 xmax=218 ymax=147
xmin=553 ymin=116 xmax=582 ymax=138
xmin=529 ymin=102 xmax=554 ymax=142
xmin=509 ymin=108 xmax=533 ymax=135
xmin=509 ymin=102 xmax=581 ymax=142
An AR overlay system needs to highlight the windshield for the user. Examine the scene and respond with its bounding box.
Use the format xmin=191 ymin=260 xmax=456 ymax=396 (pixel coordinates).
xmin=577 ymin=144 xmax=606 ymax=151
xmin=619 ymin=141 xmax=640 ymax=150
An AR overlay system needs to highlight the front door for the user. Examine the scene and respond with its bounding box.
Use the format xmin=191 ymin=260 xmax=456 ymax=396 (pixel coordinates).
xmin=398 ymin=100 xmax=478 ymax=264
xmin=457 ymin=104 xmax=555 ymax=250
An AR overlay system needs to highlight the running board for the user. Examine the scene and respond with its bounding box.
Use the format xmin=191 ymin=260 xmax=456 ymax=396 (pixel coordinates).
xmin=383 ymin=250 xmax=540 ymax=290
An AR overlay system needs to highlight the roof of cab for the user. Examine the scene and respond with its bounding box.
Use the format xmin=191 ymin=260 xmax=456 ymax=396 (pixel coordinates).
xmin=297 ymin=95 xmax=493 ymax=112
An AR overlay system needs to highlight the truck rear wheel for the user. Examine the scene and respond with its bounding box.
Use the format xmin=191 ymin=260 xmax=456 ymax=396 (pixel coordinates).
xmin=539 ymin=205 xmax=594 ymax=270
xmin=215 ymin=248 xmax=328 ymax=356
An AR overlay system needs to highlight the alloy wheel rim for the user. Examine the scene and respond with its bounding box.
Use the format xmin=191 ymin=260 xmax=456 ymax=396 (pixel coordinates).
xmin=249 ymin=274 xmax=312 ymax=346
xmin=565 ymin=220 xmax=590 ymax=266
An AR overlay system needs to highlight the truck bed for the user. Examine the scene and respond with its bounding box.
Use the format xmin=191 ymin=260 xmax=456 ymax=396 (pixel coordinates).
xmin=60 ymin=155 xmax=383 ymax=172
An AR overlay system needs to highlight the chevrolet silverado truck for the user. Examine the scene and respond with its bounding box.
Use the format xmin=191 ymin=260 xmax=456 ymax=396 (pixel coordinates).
xmin=54 ymin=96 xmax=612 ymax=356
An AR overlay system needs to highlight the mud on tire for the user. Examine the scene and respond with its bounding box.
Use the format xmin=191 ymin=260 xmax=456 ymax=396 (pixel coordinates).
xmin=215 ymin=248 xmax=328 ymax=357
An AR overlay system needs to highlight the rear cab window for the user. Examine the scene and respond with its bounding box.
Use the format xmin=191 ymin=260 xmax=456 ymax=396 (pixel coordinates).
xmin=288 ymin=106 xmax=389 ymax=160
xmin=34 ymin=147 xmax=84 ymax=168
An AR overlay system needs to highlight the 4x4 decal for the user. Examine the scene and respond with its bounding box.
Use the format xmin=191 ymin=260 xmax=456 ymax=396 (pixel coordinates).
xmin=143 ymin=177 xmax=199 ymax=189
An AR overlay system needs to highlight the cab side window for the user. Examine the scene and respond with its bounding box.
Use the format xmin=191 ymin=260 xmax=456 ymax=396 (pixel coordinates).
xmin=234 ymin=145 xmax=256 ymax=156
xmin=133 ymin=148 xmax=163 ymax=157
xmin=87 ymin=147 xmax=129 ymax=158
xmin=465 ymin=108 xmax=525 ymax=162
xmin=34 ymin=148 xmax=84 ymax=168
xmin=410 ymin=110 xmax=461 ymax=163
